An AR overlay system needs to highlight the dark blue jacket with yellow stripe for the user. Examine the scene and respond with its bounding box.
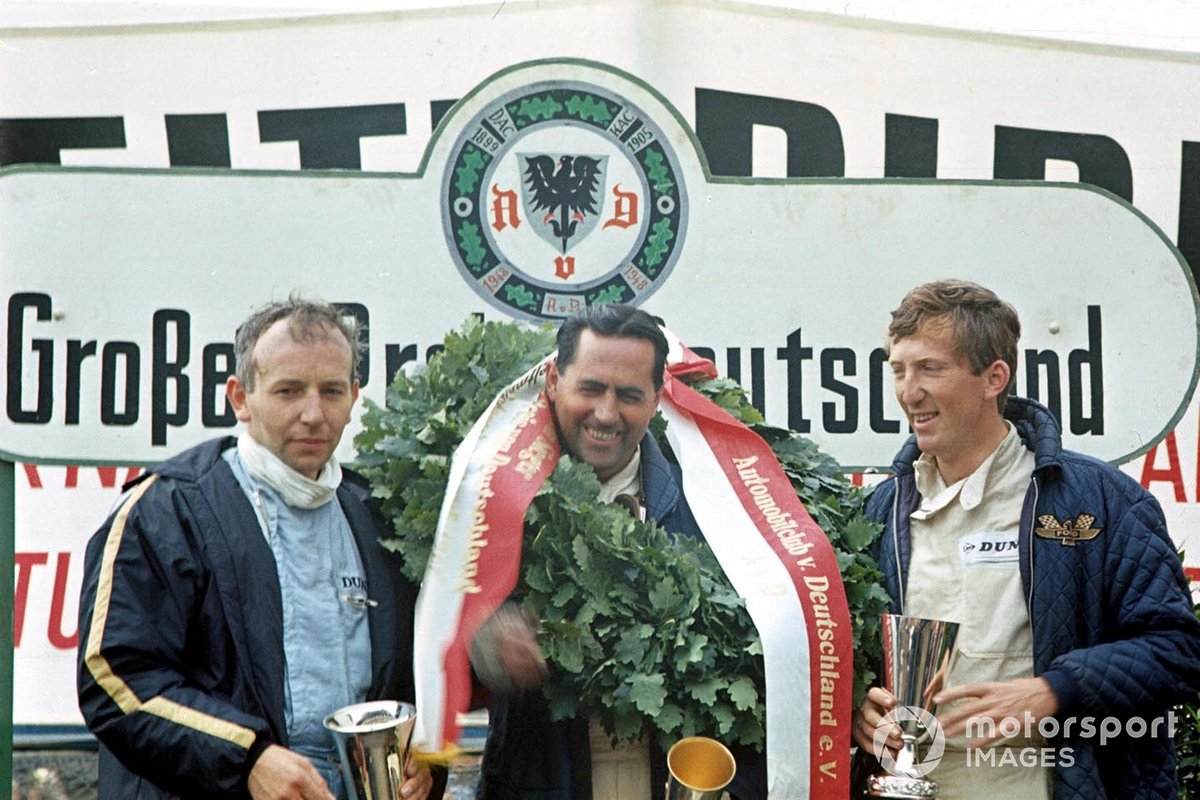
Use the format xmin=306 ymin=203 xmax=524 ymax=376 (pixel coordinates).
xmin=865 ymin=396 xmax=1200 ymax=799
xmin=76 ymin=437 xmax=436 ymax=799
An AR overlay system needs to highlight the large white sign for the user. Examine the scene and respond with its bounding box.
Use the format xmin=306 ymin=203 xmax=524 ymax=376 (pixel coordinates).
xmin=2 ymin=163 xmax=1195 ymax=468
xmin=5 ymin=4 xmax=1200 ymax=732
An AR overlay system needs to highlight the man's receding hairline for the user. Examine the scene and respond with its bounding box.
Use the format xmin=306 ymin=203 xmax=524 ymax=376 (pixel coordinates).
xmin=247 ymin=317 xmax=356 ymax=384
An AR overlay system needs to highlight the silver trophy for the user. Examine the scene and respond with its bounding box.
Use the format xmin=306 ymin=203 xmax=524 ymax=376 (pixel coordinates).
xmin=867 ymin=614 xmax=960 ymax=799
xmin=323 ymin=700 xmax=417 ymax=800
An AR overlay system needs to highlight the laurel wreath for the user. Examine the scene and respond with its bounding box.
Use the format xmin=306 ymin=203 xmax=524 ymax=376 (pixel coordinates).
xmin=353 ymin=316 xmax=888 ymax=751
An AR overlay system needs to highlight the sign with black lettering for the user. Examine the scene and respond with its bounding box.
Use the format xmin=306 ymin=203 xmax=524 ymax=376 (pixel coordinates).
xmin=6 ymin=4 xmax=1200 ymax=738
xmin=2 ymin=60 xmax=1196 ymax=470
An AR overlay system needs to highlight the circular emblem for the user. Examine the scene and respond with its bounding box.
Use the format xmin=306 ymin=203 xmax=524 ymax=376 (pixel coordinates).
xmin=442 ymin=80 xmax=687 ymax=320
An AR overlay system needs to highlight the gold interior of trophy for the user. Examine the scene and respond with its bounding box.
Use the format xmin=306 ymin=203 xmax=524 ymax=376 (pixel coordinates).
xmin=667 ymin=737 xmax=736 ymax=790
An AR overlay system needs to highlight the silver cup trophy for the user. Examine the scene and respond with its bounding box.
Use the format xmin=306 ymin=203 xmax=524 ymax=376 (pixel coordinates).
xmin=323 ymin=700 xmax=417 ymax=800
xmin=867 ymin=614 xmax=960 ymax=799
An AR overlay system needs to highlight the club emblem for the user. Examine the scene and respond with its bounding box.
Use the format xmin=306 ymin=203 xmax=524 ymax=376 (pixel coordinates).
xmin=1034 ymin=514 xmax=1103 ymax=546
xmin=442 ymin=79 xmax=687 ymax=320
xmin=521 ymin=153 xmax=607 ymax=254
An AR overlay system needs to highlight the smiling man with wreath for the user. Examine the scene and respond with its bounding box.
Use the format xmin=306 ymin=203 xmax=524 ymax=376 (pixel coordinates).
xmin=468 ymin=304 xmax=766 ymax=799
xmin=403 ymin=304 xmax=860 ymax=800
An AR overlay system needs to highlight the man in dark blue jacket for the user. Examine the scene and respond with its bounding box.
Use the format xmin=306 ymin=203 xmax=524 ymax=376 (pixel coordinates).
xmin=77 ymin=297 xmax=439 ymax=800
xmin=852 ymin=280 xmax=1200 ymax=798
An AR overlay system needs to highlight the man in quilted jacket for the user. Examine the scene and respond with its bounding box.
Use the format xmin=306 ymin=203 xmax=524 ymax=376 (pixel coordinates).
xmin=852 ymin=279 xmax=1200 ymax=798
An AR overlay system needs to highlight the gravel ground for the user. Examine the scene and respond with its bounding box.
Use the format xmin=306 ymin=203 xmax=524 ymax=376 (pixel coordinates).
xmin=12 ymin=750 xmax=480 ymax=800
xmin=13 ymin=752 xmax=97 ymax=800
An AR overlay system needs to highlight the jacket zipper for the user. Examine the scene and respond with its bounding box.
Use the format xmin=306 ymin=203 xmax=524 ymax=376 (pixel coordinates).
xmin=892 ymin=483 xmax=905 ymax=614
xmin=1026 ymin=476 xmax=1039 ymax=619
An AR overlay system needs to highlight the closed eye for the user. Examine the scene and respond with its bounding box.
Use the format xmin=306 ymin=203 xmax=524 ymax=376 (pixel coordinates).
xmin=577 ymin=380 xmax=608 ymax=395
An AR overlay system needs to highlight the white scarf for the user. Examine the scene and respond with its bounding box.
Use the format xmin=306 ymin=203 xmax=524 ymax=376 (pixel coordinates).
xmin=237 ymin=433 xmax=341 ymax=509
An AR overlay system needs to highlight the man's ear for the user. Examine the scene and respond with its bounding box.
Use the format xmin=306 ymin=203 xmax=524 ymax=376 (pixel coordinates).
xmin=983 ymin=359 xmax=1011 ymax=401
xmin=226 ymin=376 xmax=253 ymax=423
xmin=545 ymin=359 xmax=560 ymax=402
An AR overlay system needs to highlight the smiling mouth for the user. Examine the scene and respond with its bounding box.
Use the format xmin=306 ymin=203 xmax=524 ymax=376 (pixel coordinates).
xmin=911 ymin=412 xmax=937 ymax=424
xmin=583 ymin=426 xmax=620 ymax=443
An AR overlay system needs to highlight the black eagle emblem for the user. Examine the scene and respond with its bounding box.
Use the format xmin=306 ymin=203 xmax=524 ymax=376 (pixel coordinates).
xmin=523 ymin=155 xmax=603 ymax=252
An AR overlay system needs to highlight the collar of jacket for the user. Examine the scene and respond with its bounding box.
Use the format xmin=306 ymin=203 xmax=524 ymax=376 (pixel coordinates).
xmin=888 ymin=396 xmax=1065 ymax=478
xmin=640 ymin=432 xmax=682 ymax=521
xmin=128 ymin=436 xmax=403 ymax=745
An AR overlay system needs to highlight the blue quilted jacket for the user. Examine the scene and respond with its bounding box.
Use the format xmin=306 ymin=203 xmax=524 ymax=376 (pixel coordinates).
xmin=865 ymin=397 xmax=1200 ymax=798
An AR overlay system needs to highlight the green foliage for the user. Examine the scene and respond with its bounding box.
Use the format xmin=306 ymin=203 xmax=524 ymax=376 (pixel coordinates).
xmin=587 ymin=284 xmax=627 ymax=305
xmin=454 ymin=146 xmax=487 ymax=195
xmin=1177 ymin=587 xmax=1200 ymax=797
xmin=503 ymin=284 xmax=538 ymax=311
xmin=566 ymin=94 xmax=613 ymax=125
xmin=355 ymin=317 xmax=557 ymax=580
xmin=520 ymin=455 xmax=767 ymax=749
xmin=514 ymin=95 xmax=563 ymax=123
xmin=355 ymin=317 xmax=887 ymax=751
xmin=1179 ymin=703 xmax=1200 ymax=798
xmin=641 ymin=219 xmax=674 ymax=269
xmin=456 ymin=221 xmax=487 ymax=269
xmin=641 ymin=148 xmax=674 ymax=196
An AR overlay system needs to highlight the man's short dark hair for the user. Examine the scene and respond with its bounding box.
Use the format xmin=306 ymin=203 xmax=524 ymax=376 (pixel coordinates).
xmin=887 ymin=279 xmax=1021 ymax=411
xmin=556 ymin=303 xmax=668 ymax=389
xmin=234 ymin=293 xmax=363 ymax=390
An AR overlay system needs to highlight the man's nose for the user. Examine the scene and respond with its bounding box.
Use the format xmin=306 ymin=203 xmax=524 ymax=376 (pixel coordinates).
xmin=299 ymin=391 xmax=325 ymax=424
xmin=896 ymin=374 xmax=922 ymax=405
xmin=592 ymin=393 xmax=618 ymax=423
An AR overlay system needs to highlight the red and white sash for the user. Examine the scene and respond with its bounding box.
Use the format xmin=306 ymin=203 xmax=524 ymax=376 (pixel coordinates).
xmin=411 ymin=356 xmax=560 ymax=754
xmin=659 ymin=334 xmax=853 ymax=797
xmin=412 ymin=338 xmax=853 ymax=798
